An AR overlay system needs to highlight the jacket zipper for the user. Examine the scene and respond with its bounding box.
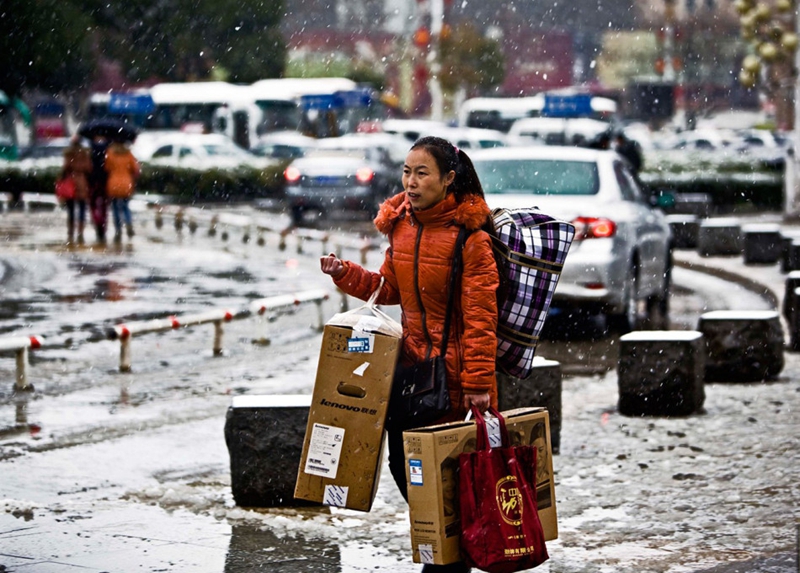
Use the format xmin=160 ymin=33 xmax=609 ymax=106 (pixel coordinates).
xmin=413 ymin=221 xmax=434 ymax=359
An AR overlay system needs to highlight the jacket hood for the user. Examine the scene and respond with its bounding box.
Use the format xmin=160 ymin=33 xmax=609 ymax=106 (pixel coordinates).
xmin=374 ymin=191 xmax=491 ymax=235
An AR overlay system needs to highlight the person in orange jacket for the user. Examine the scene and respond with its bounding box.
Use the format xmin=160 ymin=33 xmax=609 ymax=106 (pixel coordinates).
xmin=321 ymin=137 xmax=499 ymax=572
xmin=105 ymin=141 xmax=140 ymax=242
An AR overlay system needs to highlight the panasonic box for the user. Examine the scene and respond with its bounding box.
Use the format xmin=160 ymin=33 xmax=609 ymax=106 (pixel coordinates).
xmin=294 ymin=298 xmax=402 ymax=512
xmin=403 ymin=407 xmax=558 ymax=565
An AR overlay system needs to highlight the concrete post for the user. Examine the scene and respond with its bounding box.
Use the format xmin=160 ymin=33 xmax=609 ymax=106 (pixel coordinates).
xmin=120 ymin=336 xmax=132 ymax=372
xmin=15 ymin=347 xmax=29 ymax=391
xmin=213 ymin=320 xmax=224 ymax=356
xmin=225 ymin=395 xmax=312 ymax=507
xmin=496 ymin=357 xmax=562 ymax=453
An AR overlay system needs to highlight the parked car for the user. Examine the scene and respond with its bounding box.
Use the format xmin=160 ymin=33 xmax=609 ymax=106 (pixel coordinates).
xmin=381 ymin=119 xmax=508 ymax=150
xmin=507 ymin=117 xmax=611 ymax=147
xmin=440 ymin=126 xmax=508 ymax=150
xmin=667 ymin=129 xmax=737 ymax=151
xmin=16 ymin=137 xmax=73 ymax=169
xmin=131 ymin=131 xmax=274 ymax=168
xmin=283 ymin=138 xmax=400 ymax=226
xmin=380 ymin=118 xmax=449 ymax=143
xmin=321 ymin=132 xmax=410 ymax=166
xmin=470 ymin=146 xmax=673 ymax=331
xmin=250 ymin=131 xmax=317 ymax=160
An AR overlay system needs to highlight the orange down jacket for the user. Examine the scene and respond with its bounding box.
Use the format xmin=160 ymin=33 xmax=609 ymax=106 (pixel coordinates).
xmin=105 ymin=144 xmax=140 ymax=200
xmin=333 ymin=191 xmax=499 ymax=421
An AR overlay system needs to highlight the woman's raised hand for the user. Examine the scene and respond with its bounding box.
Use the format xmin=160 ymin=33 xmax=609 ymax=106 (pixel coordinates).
xmin=320 ymin=253 xmax=344 ymax=277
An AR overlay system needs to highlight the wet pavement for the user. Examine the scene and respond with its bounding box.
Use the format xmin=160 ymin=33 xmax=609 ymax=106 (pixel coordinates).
xmin=0 ymin=202 xmax=798 ymax=572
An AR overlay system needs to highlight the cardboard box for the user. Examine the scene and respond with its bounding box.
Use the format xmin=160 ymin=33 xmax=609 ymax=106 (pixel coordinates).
xmin=403 ymin=407 xmax=557 ymax=565
xmin=294 ymin=307 xmax=402 ymax=512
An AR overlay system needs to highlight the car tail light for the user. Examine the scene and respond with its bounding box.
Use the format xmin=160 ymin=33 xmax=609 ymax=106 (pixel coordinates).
xmin=355 ymin=167 xmax=374 ymax=184
xmin=572 ymin=216 xmax=616 ymax=240
xmin=284 ymin=166 xmax=301 ymax=184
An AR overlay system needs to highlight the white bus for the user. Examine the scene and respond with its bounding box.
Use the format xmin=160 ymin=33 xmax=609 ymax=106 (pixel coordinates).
xmin=88 ymin=78 xmax=384 ymax=149
xmin=458 ymin=93 xmax=617 ymax=133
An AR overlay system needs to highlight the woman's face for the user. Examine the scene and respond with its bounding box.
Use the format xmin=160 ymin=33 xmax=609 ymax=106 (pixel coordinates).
xmin=402 ymin=148 xmax=454 ymax=211
xmin=441 ymin=466 xmax=456 ymax=499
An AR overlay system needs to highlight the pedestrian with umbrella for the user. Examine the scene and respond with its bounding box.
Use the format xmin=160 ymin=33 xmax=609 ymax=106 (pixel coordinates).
xmin=78 ymin=119 xmax=138 ymax=243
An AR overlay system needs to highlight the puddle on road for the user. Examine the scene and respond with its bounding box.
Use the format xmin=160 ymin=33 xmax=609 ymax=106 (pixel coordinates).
xmin=205 ymin=267 xmax=257 ymax=283
xmin=68 ymin=260 xmax=129 ymax=276
xmin=54 ymin=279 xmax=129 ymax=303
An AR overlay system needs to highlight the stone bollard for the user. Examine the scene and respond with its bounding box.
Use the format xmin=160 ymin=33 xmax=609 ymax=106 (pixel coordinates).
xmin=785 ymin=240 xmax=800 ymax=273
xmin=742 ymin=223 xmax=782 ymax=265
xmin=782 ymin=271 xmax=800 ymax=324
xmin=665 ymin=214 xmax=699 ymax=250
xmin=698 ymin=310 xmax=784 ymax=382
xmin=790 ymin=287 xmax=800 ymax=352
xmin=497 ymin=356 xmax=562 ymax=454
xmin=780 ymin=231 xmax=800 ymax=272
xmin=224 ymin=395 xmax=312 ymax=507
xmin=672 ymin=192 xmax=712 ymax=217
xmin=618 ymin=331 xmax=705 ymax=417
xmin=697 ymin=218 xmax=742 ymax=257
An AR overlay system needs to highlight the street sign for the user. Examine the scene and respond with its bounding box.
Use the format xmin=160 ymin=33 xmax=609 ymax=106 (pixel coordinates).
xmin=300 ymin=89 xmax=372 ymax=110
xmin=109 ymin=93 xmax=155 ymax=114
xmin=542 ymin=94 xmax=593 ymax=118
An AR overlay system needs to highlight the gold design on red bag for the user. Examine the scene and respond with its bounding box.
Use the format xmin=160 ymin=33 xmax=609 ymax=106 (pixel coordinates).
xmin=496 ymin=475 xmax=524 ymax=526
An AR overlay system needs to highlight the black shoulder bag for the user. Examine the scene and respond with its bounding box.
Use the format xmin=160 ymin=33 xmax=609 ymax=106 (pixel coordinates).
xmin=390 ymin=227 xmax=467 ymax=429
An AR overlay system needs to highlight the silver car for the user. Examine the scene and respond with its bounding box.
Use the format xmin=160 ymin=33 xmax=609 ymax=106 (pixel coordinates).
xmin=470 ymin=146 xmax=673 ymax=332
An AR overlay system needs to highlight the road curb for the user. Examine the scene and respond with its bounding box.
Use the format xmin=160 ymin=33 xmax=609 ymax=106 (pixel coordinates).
xmin=673 ymin=256 xmax=779 ymax=309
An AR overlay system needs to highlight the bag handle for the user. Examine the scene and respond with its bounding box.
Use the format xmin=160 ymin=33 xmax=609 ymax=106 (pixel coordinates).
xmin=335 ymin=276 xmax=396 ymax=325
xmin=470 ymin=405 xmax=509 ymax=451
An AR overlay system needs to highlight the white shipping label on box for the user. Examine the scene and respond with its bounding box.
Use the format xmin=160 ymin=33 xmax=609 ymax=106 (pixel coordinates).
xmin=323 ymin=485 xmax=349 ymax=507
xmin=304 ymin=423 xmax=345 ymax=479
xmin=409 ymin=459 xmax=423 ymax=486
xmin=419 ymin=544 xmax=435 ymax=564
xmin=347 ymin=334 xmax=374 ymax=353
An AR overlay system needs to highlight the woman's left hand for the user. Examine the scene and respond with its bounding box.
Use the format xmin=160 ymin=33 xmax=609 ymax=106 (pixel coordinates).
xmin=463 ymin=392 xmax=490 ymax=414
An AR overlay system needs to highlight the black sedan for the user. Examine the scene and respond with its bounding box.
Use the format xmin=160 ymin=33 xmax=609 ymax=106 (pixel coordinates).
xmin=284 ymin=139 xmax=400 ymax=226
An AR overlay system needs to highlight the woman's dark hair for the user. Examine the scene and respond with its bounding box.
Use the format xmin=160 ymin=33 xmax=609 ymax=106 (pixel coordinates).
xmin=410 ymin=135 xmax=506 ymax=297
xmin=410 ymin=136 xmax=485 ymax=203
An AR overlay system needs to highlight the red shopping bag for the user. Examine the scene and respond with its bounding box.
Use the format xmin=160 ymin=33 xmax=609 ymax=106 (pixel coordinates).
xmin=459 ymin=407 xmax=548 ymax=573
xmin=55 ymin=176 xmax=76 ymax=200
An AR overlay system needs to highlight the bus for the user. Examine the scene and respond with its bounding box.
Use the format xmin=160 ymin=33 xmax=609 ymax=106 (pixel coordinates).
xmin=87 ymin=82 xmax=242 ymax=134
xmin=458 ymin=92 xmax=617 ymax=133
xmin=0 ymin=90 xmax=32 ymax=160
xmin=87 ymin=78 xmax=387 ymax=149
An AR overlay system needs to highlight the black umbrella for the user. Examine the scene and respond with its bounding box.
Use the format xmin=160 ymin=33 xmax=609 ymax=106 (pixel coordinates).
xmin=78 ymin=118 xmax=138 ymax=143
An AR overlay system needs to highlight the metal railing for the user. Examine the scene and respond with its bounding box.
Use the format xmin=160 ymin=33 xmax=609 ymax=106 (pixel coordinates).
xmin=148 ymin=204 xmax=386 ymax=265
xmin=2 ymin=290 xmax=329 ymax=386
xmin=107 ymin=289 xmax=329 ymax=372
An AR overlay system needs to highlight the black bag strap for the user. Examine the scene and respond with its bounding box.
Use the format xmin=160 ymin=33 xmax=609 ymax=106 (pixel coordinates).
xmin=437 ymin=226 xmax=468 ymax=359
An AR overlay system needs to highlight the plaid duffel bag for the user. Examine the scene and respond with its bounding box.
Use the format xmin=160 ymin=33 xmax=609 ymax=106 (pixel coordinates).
xmin=491 ymin=208 xmax=575 ymax=379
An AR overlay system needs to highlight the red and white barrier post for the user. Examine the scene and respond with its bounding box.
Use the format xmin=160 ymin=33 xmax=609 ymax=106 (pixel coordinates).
xmin=0 ymin=335 xmax=44 ymax=391
xmin=249 ymin=289 xmax=329 ymax=332
xmin=108 ymin=289 xmax=329 ymax=372
xmin=110 ymin=309 xmax=246 ymax=372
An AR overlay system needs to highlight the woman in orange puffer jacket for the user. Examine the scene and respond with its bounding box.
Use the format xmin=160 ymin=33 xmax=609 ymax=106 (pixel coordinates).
xmin=105 ymin=141 xmax=140 ymax=242
xmin=321 ymin=137 xmax=499 ymax=560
